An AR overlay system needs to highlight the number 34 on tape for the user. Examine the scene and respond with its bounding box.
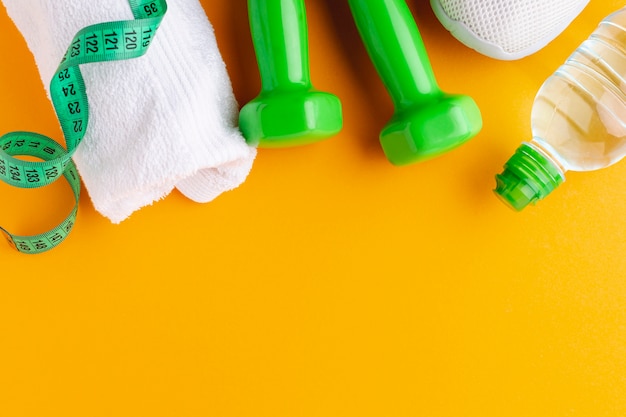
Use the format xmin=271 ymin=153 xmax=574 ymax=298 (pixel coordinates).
xmin=0 ymin=0 xmax=167 ymax=254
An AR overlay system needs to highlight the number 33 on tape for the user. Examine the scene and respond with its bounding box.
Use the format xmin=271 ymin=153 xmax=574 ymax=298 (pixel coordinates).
xmin=0 ymin=0 xmax=167 ymax=254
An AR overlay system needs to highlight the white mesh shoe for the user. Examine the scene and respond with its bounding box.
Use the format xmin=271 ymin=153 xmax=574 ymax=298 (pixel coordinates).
xmin=430 ymin=0 xmax=590 ymax=60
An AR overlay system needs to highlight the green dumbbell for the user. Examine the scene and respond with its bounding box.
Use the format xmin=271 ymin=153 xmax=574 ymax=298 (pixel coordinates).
xmin=348 ymin=0 xmax=482 ymax=165
xmin=239 ymin=0 xmax=343 ymax=147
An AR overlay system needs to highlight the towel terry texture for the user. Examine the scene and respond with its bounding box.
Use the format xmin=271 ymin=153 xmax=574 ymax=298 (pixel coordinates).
xmin=2 ymin=0 xmax=256 ymax=223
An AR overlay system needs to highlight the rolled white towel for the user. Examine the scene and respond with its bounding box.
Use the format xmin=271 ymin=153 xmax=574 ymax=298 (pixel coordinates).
xmin=1 ymin=0 xmax=256 ymax=223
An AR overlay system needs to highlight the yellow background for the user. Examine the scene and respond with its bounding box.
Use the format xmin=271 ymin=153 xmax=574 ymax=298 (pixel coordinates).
xmin=1 ymin=1 xmax=626 ymax=415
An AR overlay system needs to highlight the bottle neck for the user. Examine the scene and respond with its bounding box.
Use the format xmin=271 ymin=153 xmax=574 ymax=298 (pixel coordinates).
xmin=528 ymin=138 xmax=568 ymax=175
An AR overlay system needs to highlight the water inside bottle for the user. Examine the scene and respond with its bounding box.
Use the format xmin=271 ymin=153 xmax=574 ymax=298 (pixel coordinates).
xmin=531 ymin=16 xmax=626 ymax=171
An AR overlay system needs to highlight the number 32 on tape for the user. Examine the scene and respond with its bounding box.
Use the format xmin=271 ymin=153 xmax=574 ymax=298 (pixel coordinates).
xmin=0 ymin=0 xmax=167 ymax=254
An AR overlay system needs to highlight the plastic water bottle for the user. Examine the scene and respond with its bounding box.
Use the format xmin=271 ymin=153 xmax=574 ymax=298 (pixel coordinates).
xmin=495 ymin=7 xmax=626 ymax=210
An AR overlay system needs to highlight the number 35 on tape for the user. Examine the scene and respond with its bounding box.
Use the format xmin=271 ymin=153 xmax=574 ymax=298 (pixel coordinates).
xmin=0 ymin=0 xmax=167 ymax=254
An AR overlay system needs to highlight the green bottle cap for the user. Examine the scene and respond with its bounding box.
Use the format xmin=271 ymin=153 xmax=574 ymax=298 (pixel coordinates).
xmin=494 ymin=142 xmax=565 ymax=211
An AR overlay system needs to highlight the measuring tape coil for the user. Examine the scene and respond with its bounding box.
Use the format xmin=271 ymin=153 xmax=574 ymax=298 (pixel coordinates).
xmin=0 ymin=0 xmax=168 ymax=254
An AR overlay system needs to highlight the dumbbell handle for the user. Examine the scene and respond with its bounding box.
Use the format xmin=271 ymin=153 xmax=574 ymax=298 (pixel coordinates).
xmin=248 ymin=0 xmax=311 ymax=93
xmin=348 ymin=0 xmax=441 ymax=109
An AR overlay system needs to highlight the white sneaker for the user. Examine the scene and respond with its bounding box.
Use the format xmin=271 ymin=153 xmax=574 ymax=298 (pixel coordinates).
xmin=430 ymin=0 xmax=590 ymax=60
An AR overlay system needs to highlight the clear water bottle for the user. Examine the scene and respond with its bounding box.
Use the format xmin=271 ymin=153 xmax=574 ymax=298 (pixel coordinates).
xmin=495 ymin=7 xmax=626 ymax=210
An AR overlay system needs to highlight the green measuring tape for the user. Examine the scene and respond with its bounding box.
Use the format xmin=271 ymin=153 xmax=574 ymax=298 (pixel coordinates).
xmin=0 ymin=0 xmax=167 ymax=254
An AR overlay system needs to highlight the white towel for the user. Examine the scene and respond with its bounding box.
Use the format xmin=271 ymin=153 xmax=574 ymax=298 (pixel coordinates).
xmin=1 ymin=0 xmax=256 ymax=223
